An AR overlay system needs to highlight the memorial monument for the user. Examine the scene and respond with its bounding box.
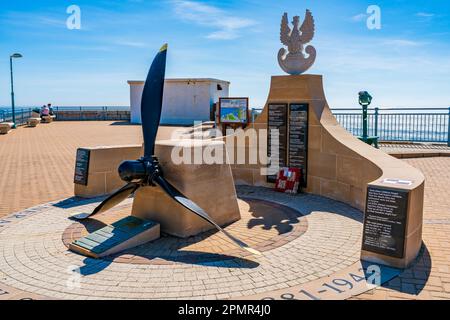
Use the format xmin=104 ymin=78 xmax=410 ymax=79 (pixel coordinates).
xmin=69 ymin=44 xmax=260 ymax=258
xmin=71 ymin=9 xmax=425 ymax=269
xmin=225 ymin=8 xmax=425 ymax=269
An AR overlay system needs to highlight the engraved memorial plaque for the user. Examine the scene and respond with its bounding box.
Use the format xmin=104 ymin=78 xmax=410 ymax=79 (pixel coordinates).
xmin=288 ymin=103 xmax=308 ymax=187
xmin=74 ymin=148 xmax=91 ymax=186
xmin=267 ymin=104 xmax=288 ymax=183
xmin=362 ymin=186 xmax=409 ymax=258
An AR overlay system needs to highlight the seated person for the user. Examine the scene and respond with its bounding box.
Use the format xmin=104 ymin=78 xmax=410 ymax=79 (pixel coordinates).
xmin=41 ymin=105 xmax=50 ymax=117
xmin=47 ymin=103 xmax=54 ymax=116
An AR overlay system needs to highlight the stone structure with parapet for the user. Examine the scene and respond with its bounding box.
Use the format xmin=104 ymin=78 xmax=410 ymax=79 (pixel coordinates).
xmin=72 ymin=9 xmax=425 ymax=269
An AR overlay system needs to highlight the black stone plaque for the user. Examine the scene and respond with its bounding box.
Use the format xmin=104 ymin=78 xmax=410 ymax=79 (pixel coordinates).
xmin=288 ymin=103 xmax=308 ymax=187
xmin=362 ymin=186 xmax=409 ymax=258
xmin=74 ymin=148 xmax=90 ymax=186
xmin=267 ymin=104 xmax=288 ymax=183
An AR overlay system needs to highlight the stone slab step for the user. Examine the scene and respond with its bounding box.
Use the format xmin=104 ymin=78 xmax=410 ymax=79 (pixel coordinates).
xmin=69 ymin=216 xmax=160 ymax=258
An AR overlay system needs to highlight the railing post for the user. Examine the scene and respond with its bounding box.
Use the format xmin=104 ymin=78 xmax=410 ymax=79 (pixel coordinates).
xmin=374 ymin=107 xmax=379 ymax=137
xmin=447 ymin=106 xmax=450 ymax=147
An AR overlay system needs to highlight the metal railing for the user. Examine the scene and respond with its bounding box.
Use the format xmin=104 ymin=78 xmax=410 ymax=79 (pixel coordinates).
xmin=0 ymin=108 xmax=33 ymax=126
xmin=251 ymin=107 xmax=450 ymax=146
xmin=0 ymin=106 xmax=130 ymax=123
xmin=3 ymin=106 xmax=449 ymax=146
xmin=53 ymin=106 xmax=130 ymax=121
xmin=333 ymin=108 xmax=449 ymax=145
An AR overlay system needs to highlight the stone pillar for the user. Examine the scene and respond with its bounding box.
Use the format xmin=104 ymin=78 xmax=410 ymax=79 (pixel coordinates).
xmin=131 ymin=139 xmax=241 ymax=238
xmin=226 ymin=74 xmax=425 ymax=268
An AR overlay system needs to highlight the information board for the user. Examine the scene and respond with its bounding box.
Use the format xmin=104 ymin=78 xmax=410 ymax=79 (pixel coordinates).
xmin=74 ymin=148 xmax=90 ymax=186
xmin=288 ymin=103 xmax=308 ymax=187
xmin=267 ymin=104 xmax=288 ymax=183
xmin=361 ymin=186 xmax=409 ymax=258
xmin=219 ymin=97 xmax=249 ymax=124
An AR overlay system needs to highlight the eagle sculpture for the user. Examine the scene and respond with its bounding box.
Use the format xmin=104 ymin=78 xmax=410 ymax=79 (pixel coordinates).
xmin=278 ymin=10 xmax=316 ymax=75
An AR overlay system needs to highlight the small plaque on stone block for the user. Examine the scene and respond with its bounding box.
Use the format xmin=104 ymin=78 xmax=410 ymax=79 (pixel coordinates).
xmin=74 ymin=148 xmax=90 ymax=186
xmin=362 ymin=186 xmax=409 ymax=258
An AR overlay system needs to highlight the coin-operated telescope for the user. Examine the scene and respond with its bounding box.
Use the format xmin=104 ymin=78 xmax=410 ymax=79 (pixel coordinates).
xmin=358 ymin=91 xmax=378 ymax=148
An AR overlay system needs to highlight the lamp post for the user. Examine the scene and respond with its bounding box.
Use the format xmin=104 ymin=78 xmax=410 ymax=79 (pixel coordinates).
xmin=10 ymin=53 xmax=23 ymax=129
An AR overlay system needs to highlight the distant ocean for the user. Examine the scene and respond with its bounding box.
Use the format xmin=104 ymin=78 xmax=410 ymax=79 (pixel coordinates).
xmin=1 ymin=106 xmax=448 ymax=143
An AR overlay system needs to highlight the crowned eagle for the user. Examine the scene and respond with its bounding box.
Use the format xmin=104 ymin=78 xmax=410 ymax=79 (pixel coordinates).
xmin=280 ymin=10 xmax=315 ymax=55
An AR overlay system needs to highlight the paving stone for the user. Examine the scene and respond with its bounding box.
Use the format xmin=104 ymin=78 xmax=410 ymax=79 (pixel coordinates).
xmin=0 ymin=185 xmax=364 ymax=299
xmin=1 ymin=123 xmax=448 ymax=300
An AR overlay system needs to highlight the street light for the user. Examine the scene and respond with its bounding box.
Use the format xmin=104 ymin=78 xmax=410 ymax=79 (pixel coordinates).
xmin=10 ymin=53 xmax=23 ymax=129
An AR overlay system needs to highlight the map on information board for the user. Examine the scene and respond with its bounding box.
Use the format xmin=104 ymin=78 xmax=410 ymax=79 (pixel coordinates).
xmin=219 ymin=98 xmax=248 ymax=124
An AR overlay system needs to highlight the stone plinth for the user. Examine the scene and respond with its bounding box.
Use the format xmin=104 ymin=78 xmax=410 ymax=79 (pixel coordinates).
xmin=74 ymin=145 xmax=143 ymax=198
xmin=41 ymin=115 xmax=54 ymax=123
xmin=0 ymin=122 xmax=14 ymax=134
xmin=27 ymin=118 xmax=40 ymax=127
xmin=360 ymin=181 xmax=424 ymax=269
xmin=131 ymin=139 xmax=240 ymax=238
xmin=69 ymin=216 xmax=160 ymax=259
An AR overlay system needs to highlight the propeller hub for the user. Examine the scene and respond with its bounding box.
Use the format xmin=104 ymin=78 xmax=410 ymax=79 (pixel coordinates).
xmin=118 ymin=157 xmax=162 ymax=184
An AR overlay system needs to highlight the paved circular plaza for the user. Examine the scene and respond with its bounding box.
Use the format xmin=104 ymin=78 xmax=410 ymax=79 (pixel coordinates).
xmin=0 ymin=185 xmax=370 ymax=300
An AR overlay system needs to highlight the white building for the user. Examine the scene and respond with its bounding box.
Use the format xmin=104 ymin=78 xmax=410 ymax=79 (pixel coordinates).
xmin=128 ymin=78 xmax=230 ymax=125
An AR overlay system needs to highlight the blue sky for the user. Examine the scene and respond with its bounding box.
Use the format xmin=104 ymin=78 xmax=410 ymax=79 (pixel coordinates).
xmin=1 ymin=0 xmax=449 ymax=108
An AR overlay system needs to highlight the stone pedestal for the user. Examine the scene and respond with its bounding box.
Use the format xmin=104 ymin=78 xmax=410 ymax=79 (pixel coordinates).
xmin=41 ymin=115 xmax=53 ymax=123
xmin=360 ymin=181 xmax=424 ymax=269
xmin=131 ymin=139 xmax=241 ymax=238
xmin=27 ymin=118 xmax=40 ymax=127
xmin=69 ymin=216 xmax=160 ymax=259
xmin=74 ymin=145 xmax=143 ymax=198
xmin=0 ymin=122 xmax=14 ymax=134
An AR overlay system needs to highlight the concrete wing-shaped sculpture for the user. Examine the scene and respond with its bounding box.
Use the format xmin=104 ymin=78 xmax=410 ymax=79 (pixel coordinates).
xmin=71 ymin=44 xmax=260 ymax=256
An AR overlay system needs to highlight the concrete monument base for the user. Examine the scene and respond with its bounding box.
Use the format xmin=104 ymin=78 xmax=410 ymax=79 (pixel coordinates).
xmin=41 ymin=115 xmax=54 ymax=123
xmin=27 ymin=118 xmax=40 ymax=127
xmin=74 ymin=145 xmax=143 ymax=198
xmin=131 ymin=139 xmax=241 ymax=238
xmin=0 ymin=122 xmax=14 ymax=134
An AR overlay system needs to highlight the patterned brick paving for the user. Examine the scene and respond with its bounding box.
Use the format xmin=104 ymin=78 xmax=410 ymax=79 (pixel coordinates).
xmin=0 ymin=122 xmax=181 ymax=218
xmin=61 ymin=198 xmax=309 ymax=265
xmin=1 ymin=122 xmax=449 ymax=300
xmin=0 ymin=187 xmax=363 ymax=300
xmin=380 ymin=143 xmax=450 ymax=158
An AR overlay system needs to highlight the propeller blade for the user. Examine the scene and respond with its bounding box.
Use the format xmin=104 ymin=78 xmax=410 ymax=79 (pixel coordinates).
xmin=71 ymin=182 xmax=139 ymax=220
xmin=154 ymin=175 xmax=261 ymax=256
xmin=141 ymin=43 xmax=168 ymax=159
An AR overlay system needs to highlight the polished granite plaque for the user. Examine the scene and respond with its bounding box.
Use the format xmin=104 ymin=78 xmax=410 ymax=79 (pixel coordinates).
xmin=288 ymin=103 xmax=308 ymax=187
xmin=362 ymin=186 xmax=409 ymax=258
xmin=267 ymin=104 xmax=288 ymax=183
xmin=74 ymin=148 xmax=90 ymax=186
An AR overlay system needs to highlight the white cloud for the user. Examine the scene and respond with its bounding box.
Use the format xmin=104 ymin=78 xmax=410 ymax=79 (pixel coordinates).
xmin=172 ymin=0 xmax=257 ymax=40
xmin=416 ymin=12 xmax=434 ymax=18
xmin=113 ymin=40 xmax=148 ymax=48
xmin=382 ymin=39 xmax=424 ymax=47
xmin=350 ymin=13 xmax=367 ymax=22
